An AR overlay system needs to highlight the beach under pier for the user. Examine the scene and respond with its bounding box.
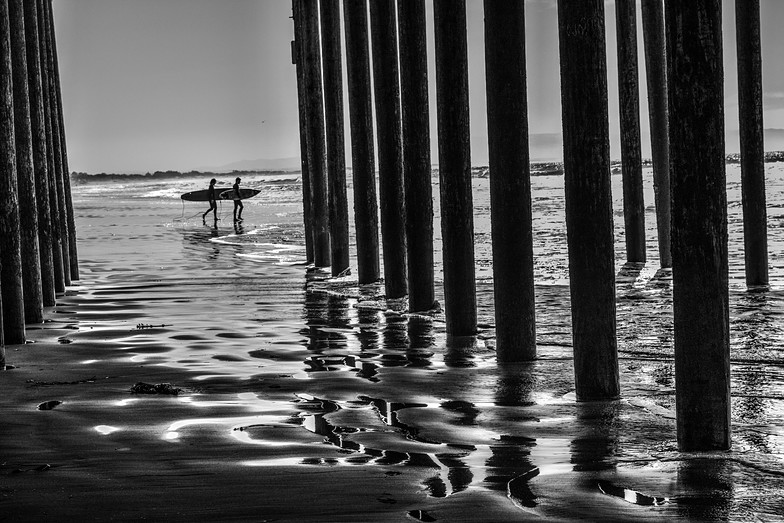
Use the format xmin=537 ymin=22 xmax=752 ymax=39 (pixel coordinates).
xmin=3 ymin=171 xmax=784 ymax=521
xmin=3 ymin=0 xmax=784 ymax=519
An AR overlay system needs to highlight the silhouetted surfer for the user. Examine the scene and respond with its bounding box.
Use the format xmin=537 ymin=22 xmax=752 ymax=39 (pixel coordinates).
xmin=203 ymin=178 xmax=218 ymax=223
xmin=233 ymin=177 xmax=244 ymax=222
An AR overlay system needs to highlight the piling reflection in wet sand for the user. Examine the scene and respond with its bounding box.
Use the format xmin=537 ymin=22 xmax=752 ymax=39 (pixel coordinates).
xmin=675 ymin=458 xmax=732 ymax=520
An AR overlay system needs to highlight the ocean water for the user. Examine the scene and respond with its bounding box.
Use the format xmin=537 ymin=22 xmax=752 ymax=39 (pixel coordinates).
xmin=64 ymin=163 xmax=784 ymax=519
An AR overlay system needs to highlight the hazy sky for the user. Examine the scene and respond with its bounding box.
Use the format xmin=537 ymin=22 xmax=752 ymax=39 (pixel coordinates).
xmin=53 ymin=0 xmax=784 ymax=173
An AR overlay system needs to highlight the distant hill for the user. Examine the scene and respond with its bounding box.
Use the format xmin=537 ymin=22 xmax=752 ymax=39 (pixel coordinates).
xmin=506 ymin=129 xmax=784 ymax=161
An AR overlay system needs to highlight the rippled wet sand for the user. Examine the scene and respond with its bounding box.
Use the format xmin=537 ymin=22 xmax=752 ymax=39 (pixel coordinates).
xmin=2 ymin=170 xmax=784 ymax=520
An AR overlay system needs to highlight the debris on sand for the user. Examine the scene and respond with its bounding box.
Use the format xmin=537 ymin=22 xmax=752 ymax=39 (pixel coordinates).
xmin=27 ymin=376 xmax=98 ymax=387
xmin=130 ymin=382 xmax=182 ymax=395
xmin=135 ymin=323 xmax=172 ymax=330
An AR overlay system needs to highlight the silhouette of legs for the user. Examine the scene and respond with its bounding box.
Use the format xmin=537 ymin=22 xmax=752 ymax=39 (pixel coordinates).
xmin=203 ymin=201 xmax=217 ymax=223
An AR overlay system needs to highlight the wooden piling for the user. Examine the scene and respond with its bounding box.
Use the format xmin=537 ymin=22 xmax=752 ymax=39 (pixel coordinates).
xmin=736 ymin=0 xmax=768 ymax=288
xmin=41 ymin=0 xmax=69 ymax=287
xmin=0 ymin=289 xmax=4 ymax=367
xmin=46 ymin=0 xmax=78 ymax=281
xmin=0 ymin=0 xmax=25 ymax=344
xmin=320 ymin=0 xmax=350 ymax=277
xmin=557 ymin=0 xmax=620 ymax=400
xmin=666 ymin=0 xmax=731 ymax=451
xmin=301 ymin=0 xmax=330 ymax=268
xmin=641 ymin=0 xmax=671 ymax=268
xmin=615 ymin=0 xmax=646 ymax=263
xmin=299 ymin=144 xmax=314 ymax=264
xmin=37 ymin=0 xmax=63 ymax=294
xmin=24 ymin=0 xmax=54 ymax=306
xmin=369 ymin=0 xmax=407 ymax=299
xmin=433 ymin=0 xmax=476 ymax=336
xmin=9 ymin=0 xmax=43 ymax=324
xmin=398 ymin=0 xmax=435 ymax=312
xmin=292 ymin=0 xmax=314 ymax=264
xmin=483 ymin=0 xmax=536 ymax=361
xmin=343 ymin=0 xmax=379 ymax=284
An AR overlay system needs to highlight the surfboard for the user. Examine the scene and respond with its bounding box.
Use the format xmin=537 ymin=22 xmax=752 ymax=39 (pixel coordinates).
xmin=218 ymin=188 xmax=261 ymax=200
xmin=180 ymin=187 xmax=231 ymax=202
xmin=180 ymin=187 xmax=260 ymax=202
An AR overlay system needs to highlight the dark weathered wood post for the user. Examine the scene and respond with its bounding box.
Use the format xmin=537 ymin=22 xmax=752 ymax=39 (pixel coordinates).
xmin=0 ymin=289 xmax=4 ymax=367
xmin=641 ymin=0 xmax=671 ymax=268
xmin=484 ymin=0 xmax=535 ymax=361
xmin=343 ymin=0 xmax=379 ymax=284
xmin=398 ymin=0 xmax=435 ymax=312
xmin=46 ymin=0 xmax=78 ymax=281
xmin=320 ymin=0 xmax=350 ymax=277
xmin=666 ymin=0 xmax=731 ymax=451
xmin=615 ymin=0 xmax=646 ymax=263
xmin=369 ymin=0 xmax=407 ymax=299
xmin=41 ymin=0 xmax=69 ymax=287
xmin=292 ymin=0 xmax=314 ymax=264
xmin=25 ymin=0 xmax=54 ymax=306
xmin=0 ymin=0 xmax=25 ymax=344
xmin=37 ymin=0 xmax=63 ymax=293
xmin=557 ymin=0 xmax=619 ymax=400
xmin=433 ymin=0 xmax=476 ymax=336
xmin=301 ymin=0 xmax=330 ymax=268
xmin=736 ymin=0 xmax=768 ymax=288
xmin=9 ymin=0 xmax=43 ymax=323
xmin=299 ymin=150 xmax=314 ymax=264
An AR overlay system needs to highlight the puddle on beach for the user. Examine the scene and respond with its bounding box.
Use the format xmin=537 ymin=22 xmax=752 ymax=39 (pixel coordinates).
xmin=94 ymin=425 xmax=122 ymax=435
xmin=52 ymin=170 xmax=784 ymax=519
xmin=597 ymin=480 xmax=670 ymax=506
xmin=167 ymin=390 xmax=544 ymax=500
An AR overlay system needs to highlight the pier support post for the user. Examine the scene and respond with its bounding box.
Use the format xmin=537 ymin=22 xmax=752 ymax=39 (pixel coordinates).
xmin=37 ymin=0 xmax=63 ymax=293
xmin=736 ymin=0 xmax=768 ymax=288
xmin=292 ymin=0 xmax=314 ymax=264
xmin=46 ymin=0 xmax=77 ymax=282
xmin=615 ymin=0 xmax=646 ymax=264
xmin=369 ymin=0 xmax=407 ymax=299
xmin=41 ymin=0 xmax=69 ymax=287
xmin=484 ymin=0 xmax=536 ymax=361
xmin=320 ymin=0 xmax=350 ymax=277
xmin=433 ymin=0 xmax=476 ymax=336
xmin=666 ymin=0 xmax=731 ymax=451
xmin=641 ymin=0 xmax=671 ymax=268
xmin=0 ymin=0 xmax=25 ymax=344
xmin=343 ymin=0 xmax=379 ymax=285
xmin=9 ymin=0 xmax=43 ymax=323
xmin=25 ymin=0 xmax=54 ymax=306
xmin=557 ymin=0 xmax=619 ymax=400
xmin=398 ymin=0 xmax=435 ymax=312
xmin=0 ymin=290 xmax=3 ymax=367
xmin=301 ymin=0 xmax=330 ymax=268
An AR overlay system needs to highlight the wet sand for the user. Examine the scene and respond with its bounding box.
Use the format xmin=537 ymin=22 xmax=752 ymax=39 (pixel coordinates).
xmin=2 ymin=170 xmax=784 ymax=521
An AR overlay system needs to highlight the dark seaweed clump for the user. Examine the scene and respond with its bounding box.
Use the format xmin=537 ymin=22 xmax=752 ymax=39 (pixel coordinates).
xmin=130 ymin=382 xmax=182 ymax=395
